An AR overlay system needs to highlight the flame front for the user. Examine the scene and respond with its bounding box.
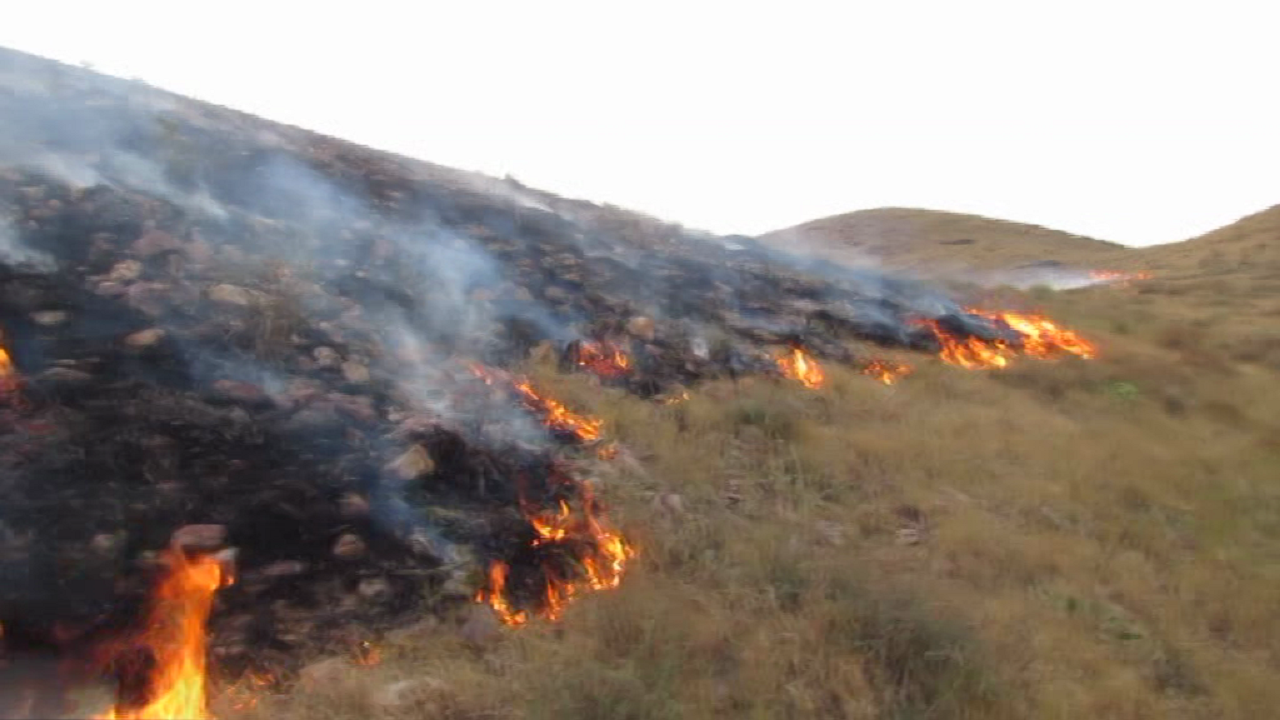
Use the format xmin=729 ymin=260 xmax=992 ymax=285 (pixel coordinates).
xmin=573 ymin=341 xmax=631 ymax=379
xmin=98 ymin=550 xmax=229 ymax=720
xmin=1089 ymin=269 xmax=1152 ymax=284
xmin=469 ymin=364 xmax=603 ymax=442
xmin=776 ymin=346 xmax=825 ymax=389
xmin=862 ymin=359 xmax=913 ymax=385
xmin=475 ymin=475 xmax=635 ymax=626
xmin=923 ymin=309 xmax=1096 ymax=370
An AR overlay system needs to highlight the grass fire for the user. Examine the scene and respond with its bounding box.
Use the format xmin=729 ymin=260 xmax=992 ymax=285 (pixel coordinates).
xmin=1 ymin=46 xmax=1277 ymax=720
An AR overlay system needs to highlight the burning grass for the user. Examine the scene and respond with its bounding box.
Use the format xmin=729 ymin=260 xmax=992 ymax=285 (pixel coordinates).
xmin=95 ymin=549 xmax=233 ymax=720
xmin=776 ymin=345 xmax=826 ymax=388
xmin=221 ymin=295 xmax=1280 ymax=720
xmin=922 ymin=308 xmax=1096 ymax=370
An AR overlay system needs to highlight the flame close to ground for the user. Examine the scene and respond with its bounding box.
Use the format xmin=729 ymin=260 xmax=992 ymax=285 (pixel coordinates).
xmin=469 ymin=364 xmax=604 ymax=443
xmin=573 ymin=341 xmax=631 ymax=379
xmin=923 ymin=309 xmax=1097 ymax=370
xmin=776 ymin=346 xmax=825 ymax=389
xmin=97 ymin=550 xmax=231 ymax=720
xmin=1 ymin=328 xmax=23 ymax=404
xmin=861 ymin=359 xmax=913 ymax=385
xmin=1089 ymin=269 xmax=1153 ymax=285
xmin=474 ymin=476 xmax=635 ymax=626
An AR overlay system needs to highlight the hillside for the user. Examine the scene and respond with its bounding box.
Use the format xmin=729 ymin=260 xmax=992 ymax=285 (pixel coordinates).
xmin=1 ymin=46 xmax=1278 ymax=720
xmin=761 ymin=206 xmax=1129 ymax=275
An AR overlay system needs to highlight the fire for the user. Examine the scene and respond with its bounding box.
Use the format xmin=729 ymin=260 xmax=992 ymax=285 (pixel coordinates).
xmin=572 ymin=340 xmax=631 ymax=379
xmin=776 ymin=346 xmax=825 ymax=389
xmin=1 ymin=327 xmax=23 ymax=403
xmin=861 ymin=359 xmax=913 ymax=385
xmin=922 ymin=309 xmax=1096 ymax=370
xmin=1089 ymin=269 xmax=1152 ymax=284
xmin=469 ymin=364 xmax=604 ymax=443
xmin=97 ymin=549 xmax=231 ymax=720
xmin=474 ymin=473 xmax=635 ymax=627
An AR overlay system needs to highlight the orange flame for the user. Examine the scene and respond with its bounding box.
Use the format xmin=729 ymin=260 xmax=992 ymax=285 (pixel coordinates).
xmin=470 ymin=364 xmax=603 ymax=442
xmin=1 ymin=328 xmax=24 ymax=403
xmin=1089 ymin=269 xmax=1152 ymax=284
xmin=922 ymin=309 xmax=1096 ymax=370
xmin=862 ymin=359 xmax=913 ymax=385
xmin=573 ymin=341 xmax=631 ymax=379
xmin=776 ymin=346 xmax=825 ymax=389
xmin=98 ymin=550 xmax=231 ymax=720
xmin=475 ymin=476 xmax=635 ymax=627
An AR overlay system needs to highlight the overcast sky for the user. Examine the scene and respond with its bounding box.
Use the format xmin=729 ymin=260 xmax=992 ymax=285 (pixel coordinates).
xmin=3 ymin=1 xmax=1277 ymax=246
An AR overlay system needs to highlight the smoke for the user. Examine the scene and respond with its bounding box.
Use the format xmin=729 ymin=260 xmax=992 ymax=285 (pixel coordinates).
xmin=0 ymin=216 xmax=55 ymax=271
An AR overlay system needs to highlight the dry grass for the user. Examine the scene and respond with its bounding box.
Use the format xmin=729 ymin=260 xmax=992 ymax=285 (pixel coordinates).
xmin=219 ymin=276 xmax=1280 ymax=720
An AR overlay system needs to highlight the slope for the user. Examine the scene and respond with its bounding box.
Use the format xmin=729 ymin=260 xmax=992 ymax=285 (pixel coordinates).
xmin=760 ymin=206 xmax=1129 ymax=273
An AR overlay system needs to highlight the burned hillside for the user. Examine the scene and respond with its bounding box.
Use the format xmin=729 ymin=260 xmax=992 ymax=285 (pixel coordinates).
xmin=0 ymin=47 xmax=1101 ymax=714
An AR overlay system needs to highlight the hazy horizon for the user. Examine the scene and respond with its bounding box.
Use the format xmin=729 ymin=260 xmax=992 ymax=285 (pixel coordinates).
xmin=4 ymin=1 xmax=1277 ymax=246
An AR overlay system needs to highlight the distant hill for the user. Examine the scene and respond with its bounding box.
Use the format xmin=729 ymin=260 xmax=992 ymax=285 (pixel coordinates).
xmin=759 ymin=207 xmax=1128 ymax=274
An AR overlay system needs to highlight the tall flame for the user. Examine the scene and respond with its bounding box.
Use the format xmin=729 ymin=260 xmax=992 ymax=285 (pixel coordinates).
xmin=923 ymin=309 xmax=1096 ymax=370
xmin=776 ymin=346 xmax=825 ymax=389
xmin=98 ymin=550 xmax=230 ymax=720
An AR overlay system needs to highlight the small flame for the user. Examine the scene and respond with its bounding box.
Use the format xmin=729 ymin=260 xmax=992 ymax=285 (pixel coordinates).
xmin=354 ymin=640 xmax=381 ymax=666
xmin=1089 ymin=269 xmax=1152 ymax=285
xmin=862 ymin=359 xmax=913 ymax=385
xmin=776 ymin=346 xmax=825 ymax=389
xmin=922 ymin=309 xmax=1096 ymax=370
xmin=97 ymin=550 xmax=230 ymax=720
xmin=1 ymin=328 xmax=24 ymax=404
xmin=573 ymin=341 xmax=631 ymax=379
xmin=475 ymin=474 xmax=635 ymax=627
xmin=470 ymin=364 xmax=603 ymax=442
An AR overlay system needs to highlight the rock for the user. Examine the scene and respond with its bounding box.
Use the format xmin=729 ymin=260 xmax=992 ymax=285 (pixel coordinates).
xmin=210 ymin=380 xmax=272 ymax=407
xmin=124 ymin=327 xmax=166 ymax=349
xmin=259 ymin=560 xmax=308 ymax=578
xmin=627 ymin=315 xmax=656 ymax=341
xmin=125 ymin=282 xmax=171 ymax=317
xmin=132 ymin=229 xmax=183 ymax=258
xmin=106 ymin=259 xmax=144 ymax=283
xmin=459 ymin=605 xmax=502 ymax=646
xmin=36 ymin=367 xmax=94 ymax=387
xmin=651 ymin=492 xmax=686 ymax=517
xmin=338 ymin=493 xmax=370 ymax=519
xmin=816 ymin=521 xmax=845 ymax=547
xmin=171 ymin=524 xmax=228 ymax=552
xmin=357 ymin=576 xmax=393 ymax=601
xmin=384 ymin=618 xmax=440 ymax=645
xmin=372 ymin=677 xmax=446 ymax=710
xmin=284 ymin=403 xmax=344 ymax=434
xmin=207 ymin=283 xmax=259 ymax=308
xmin=895 ymin=527 xmax=922 ymax=546
xmin=89 ymin=533 xmax=120 ymax=556
xmin=341 ymin=360 xmax=370 ymax=385
xmin=312 ymin=346 xmax=341 ymax=369
xmin=329 ymin=393 xmax=378 ymax=424
xmin=93 ymin=281 xmax=127 ymax=297
xmin=333 ymin=533 xmax=367 ymax=560
xmin=297 ymin=657 xmax=350 ymax=690
xmin=386 ymin=445 xmax=435 ymax=481
xmin=30 ymin=310 xmax=69 ymax=327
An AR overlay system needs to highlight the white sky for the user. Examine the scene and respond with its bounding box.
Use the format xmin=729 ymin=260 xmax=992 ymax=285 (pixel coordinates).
xmin=3 ymin=1 xmax=1278 ymax=246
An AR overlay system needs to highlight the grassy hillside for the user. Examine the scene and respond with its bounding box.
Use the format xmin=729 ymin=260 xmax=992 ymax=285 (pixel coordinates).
xmin=760 ymin=207 xmax=1128 ymax=272
xmin=226 ymin=273 xmax=1280 ymax=720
